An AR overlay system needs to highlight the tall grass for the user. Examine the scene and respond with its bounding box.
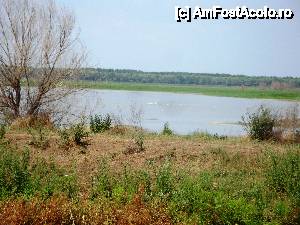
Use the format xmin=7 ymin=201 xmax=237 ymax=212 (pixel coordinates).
xmin=266 ymin=149 xmax=300 ymax=204
xmin=89 ymin=156 xmax=299 ymax=224
xmin=0 ymin=144 xmax=78 ymax=199
xmin=0 ymin=145 xmax=30 ymax=198
xmin=0 ymin=142 xmax=299 ymax=223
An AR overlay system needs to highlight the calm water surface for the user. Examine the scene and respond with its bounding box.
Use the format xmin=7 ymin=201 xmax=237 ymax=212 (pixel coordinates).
xmin=69 ymin=89 xmax=299 ymax=136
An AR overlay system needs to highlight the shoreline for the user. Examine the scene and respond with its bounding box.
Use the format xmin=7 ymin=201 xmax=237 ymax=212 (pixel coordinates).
xmin=68 ymin=81 xmax=300 ymax=101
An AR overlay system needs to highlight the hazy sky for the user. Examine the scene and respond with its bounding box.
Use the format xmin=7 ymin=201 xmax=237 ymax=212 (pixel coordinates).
xmin=58 ymin=0 xmax=300 ymax=77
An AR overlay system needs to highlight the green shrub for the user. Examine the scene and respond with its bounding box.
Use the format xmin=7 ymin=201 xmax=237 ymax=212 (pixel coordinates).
xmin=27 ymin=125 xmax=50 ymax=149
xmin=58 ymin=128 xmax=72 ymax=149
xmin=0 ymin=145 xmax=78 ymax=199
xmin=58 ymin=123 xmax=90 ymax=149
xmin=29 ymin=159 xmax=78 ymax=199
xmin=91 ymin=160 xmax=151 ymax=203
xmin=156 ymin=162 xmax=174 ymax=198
xmin=266 ymin=150 xmax=300 ymax=203
xmin=0 ymin=146 xmax=30 ymax=198
xmin=134 ymin=132 xmax=145 ymax=152
xmin=162 ymin=122 xmax=173 ymax=135
xmin=125 ymin=131 xmax=145 ymax=154
xmin=170 ymin=173 xmax=213 ymax=217
xmin=113 ymin=167 xmax=151 ymax=203
xmin=189 ymin=131 xmax=227 ymax=140
xmin=242 ymin=106 xmax=276 ymax=141
xmin=87 ymin=157 xmax=300 ymax=223
xmin=91 ymin=159 xmax=114 ymax=199
xmin=118 ymin=165 xmax=141 ymax=201
xmin=71 ymin=122 xmax=89 ymax=147
xmin=169 ymin=172 xmax=267 ymax=224
xmin=0 ymin=124 xmax=6 ymax=140
xmin=90 ymin=114 xmax=112 ymax=133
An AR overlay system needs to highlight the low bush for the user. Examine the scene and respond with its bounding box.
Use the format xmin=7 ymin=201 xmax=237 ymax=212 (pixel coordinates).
xmin=125 ymin=131 xmax=145 ymax=154
xmin=266 ymin=150 xmax=300 ymax=204
xmin=162 ymin=122 xmax=173 ymax=135
xmin=242 ymin=106 xmax=276 ymax=141
xmin=57 ymin=122 xmax=90 ymax=149
xmin=0 ymin=124 xmax=6 ymax=140
xmin=134 ymin=132 xmax=145 ymax=152
xmin=0 ymin=146 xmax=30 ymax=198
xmin=90 ymin=114 xmax=112 ymax=133
xmin=156 ymin=162 xmax=174 ymax=198
xmin=91 ymin=159 xmax=114 ymax=199
xmin=58 ymin=127 xmax=73 ymax=149
xmin=71 ymin=122 xmax=89 ymax=147
xmin=0 ymin=145 xmax=78 ymax=199
xmin=27 ymin=125 xmax=50 ymax=149
xmin=91 ymin=160 xmax=151 ymax=203
xmin=189 ymin=131 xmax=228 ymax=140
xmin=30 ymin=159 xmax=78 ymax=199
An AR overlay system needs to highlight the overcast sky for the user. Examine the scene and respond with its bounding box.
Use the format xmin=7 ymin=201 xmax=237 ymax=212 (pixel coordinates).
xmin=58 ymin=0 xmax=300 ymax=77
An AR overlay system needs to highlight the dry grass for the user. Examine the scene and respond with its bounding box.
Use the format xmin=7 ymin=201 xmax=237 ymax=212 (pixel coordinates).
xmin=0 ymin=194 xmax=171 ymax=225
xmin=5 ymin=128 xmax=288 ymax=194
xmin=9 ymin=113 xmax=54 ymax=130
xmin=1 ymin=126 xmax=299 ymax=224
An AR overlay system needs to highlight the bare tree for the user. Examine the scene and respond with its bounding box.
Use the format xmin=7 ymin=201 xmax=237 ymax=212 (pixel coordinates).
xmin=0 ymin=0 xmax=85 ymax=122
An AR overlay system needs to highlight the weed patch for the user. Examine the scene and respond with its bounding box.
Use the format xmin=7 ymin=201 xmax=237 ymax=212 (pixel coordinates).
xmin=90 ymin=114 xmax=112 ymax=133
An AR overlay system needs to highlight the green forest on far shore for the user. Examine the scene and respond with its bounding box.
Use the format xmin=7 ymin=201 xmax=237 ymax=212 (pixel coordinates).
xmin=80 ymin=68 xmax=300 ymax=88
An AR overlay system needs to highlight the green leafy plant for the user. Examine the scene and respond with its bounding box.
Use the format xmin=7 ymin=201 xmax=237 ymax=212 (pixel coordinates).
xmin=91 ymin=159 xmax=114 ymax=199
xmin=58 ymin=121 xmax=90 ymax=149
xmin=266 ymin=150 xmax=300 ymax=203
xmin=0 ymin=124 xmax=6 ymax=140
xmin=162 ymin=122 xmax=173 ymax=135
xmin=92 ymin=160 xmax=151 ymax=203
xmin=71 ymin=122 xmax=89 ymax=147
xmin=90 ymin=114 xmax=112 ymax=133
xmin=29 ymin=159 xmax=78 ymax=199
xmin=242 ymin=106 xmax=276 ymax=141
xmin=0 ymin=146 xmax=30 ymax=198
xmin=27 ymin=125 xmax=50 ymax=149
xmin=0 ymin=145 xmax=79 ymax=199
xmin=189 ymin=131 xmax=227 ymax=140
xmin=134 ymin=132 xmax=145 ymax=152
xmin=156 ymin=161 xmax=173 ymax=198
xmin=125 ymin=131 xmax=145 ymax=154
xmin=58 ymin=128 xmax=72 ymax=149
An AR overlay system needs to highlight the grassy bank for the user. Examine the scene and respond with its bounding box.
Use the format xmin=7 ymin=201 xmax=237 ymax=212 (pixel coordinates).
xmin=0 ymin=123 xmax=299 ymax=224
xmin=70 ymin=81 xmax=300 ymax=100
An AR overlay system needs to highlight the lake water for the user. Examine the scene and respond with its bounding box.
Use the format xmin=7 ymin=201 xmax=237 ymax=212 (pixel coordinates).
xmin=68 ymin=89 xmax=299 ymax=136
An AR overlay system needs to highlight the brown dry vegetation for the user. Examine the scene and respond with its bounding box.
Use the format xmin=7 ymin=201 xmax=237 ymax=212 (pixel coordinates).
xmin=0 ymin=195 xmax=171 ymax=225
xmin=5 ymin=128 xmax=286 ymax=194
xmin=0 ymin=124 xmax=299 ymax=224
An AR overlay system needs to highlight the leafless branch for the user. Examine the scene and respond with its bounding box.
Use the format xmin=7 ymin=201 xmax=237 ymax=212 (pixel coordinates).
xmin=0 ymin=0 xmax=85 ymax=121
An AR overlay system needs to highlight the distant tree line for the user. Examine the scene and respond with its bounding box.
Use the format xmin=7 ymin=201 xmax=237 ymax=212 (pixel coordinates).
xmin=79 ymin=68 xmax=300 ymax=88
